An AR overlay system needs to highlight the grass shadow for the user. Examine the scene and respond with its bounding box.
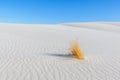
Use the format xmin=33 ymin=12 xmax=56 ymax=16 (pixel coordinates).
xmin=46 ymin=53 xmax=74 ymax=58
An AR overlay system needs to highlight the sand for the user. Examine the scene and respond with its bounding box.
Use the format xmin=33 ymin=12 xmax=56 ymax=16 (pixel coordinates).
xmin=0 ymin=22 xmax=120 ymax=80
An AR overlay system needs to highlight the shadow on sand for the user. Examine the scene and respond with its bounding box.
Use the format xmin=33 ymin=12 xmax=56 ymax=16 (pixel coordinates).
xmin=46 ymin=53 xmax=74 ymax=58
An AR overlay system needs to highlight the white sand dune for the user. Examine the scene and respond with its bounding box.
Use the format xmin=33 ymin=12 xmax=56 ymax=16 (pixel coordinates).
xmin=0 ymin=23 xmax=120 ymax=80
xmin=62 ymin=22 xmax=120 ymax=32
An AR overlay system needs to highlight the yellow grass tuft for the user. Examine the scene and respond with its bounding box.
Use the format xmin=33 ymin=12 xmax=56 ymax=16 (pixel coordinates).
xmin=72 ymin=41 xmax=84 ymax=60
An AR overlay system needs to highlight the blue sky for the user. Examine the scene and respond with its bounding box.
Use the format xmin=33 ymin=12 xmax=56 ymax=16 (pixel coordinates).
xmin=0 ymin=0 xmax=120 ymax=24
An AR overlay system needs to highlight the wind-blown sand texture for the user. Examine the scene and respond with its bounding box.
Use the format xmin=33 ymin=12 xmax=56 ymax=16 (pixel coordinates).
xmin=0 ymin=22 xmax=120 ymax=80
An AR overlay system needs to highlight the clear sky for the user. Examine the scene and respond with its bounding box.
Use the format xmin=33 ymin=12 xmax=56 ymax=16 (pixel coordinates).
xmin=0 ymin=0 xmax=120 ymax=24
